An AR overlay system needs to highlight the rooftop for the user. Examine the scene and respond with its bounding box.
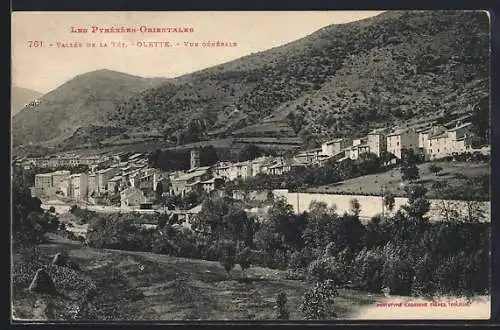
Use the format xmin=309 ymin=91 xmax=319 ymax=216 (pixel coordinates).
xmin=368 ymin=127 xmax=389 ymax=135
xmin=36 ymin=173 xmax=52 ymax=178
xmin=52 ymin=170 xmax=71 ymax=175
xmin=387 ymin=128 xmax=412 ymax=137
xmin=96 ymin=167 xmax=116 ymax=174
xmin=323 ymin=138 xmax=346 ymax=144
xmin=429 ymin=132 xmax=449 ymax=140
xmin=448 ymin=122 xmax=472 ymax=132
xmin=173 ymin=169 xmax=209 ymax=182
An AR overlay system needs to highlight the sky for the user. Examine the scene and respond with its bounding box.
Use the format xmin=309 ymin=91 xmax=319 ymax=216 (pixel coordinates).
xmin=12 ymin=11 xmax=384 ymax=94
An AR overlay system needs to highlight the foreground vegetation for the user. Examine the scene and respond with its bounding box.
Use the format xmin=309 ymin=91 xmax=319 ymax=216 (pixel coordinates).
xmin=12 ymin=167 xmax=490 ymax=320
xmin=13 ymin=234 xmax=386 ymax=320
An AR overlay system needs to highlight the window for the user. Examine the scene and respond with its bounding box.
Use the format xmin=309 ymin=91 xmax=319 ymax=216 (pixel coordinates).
xmin=397 ymin=142 xmax=400 ymax=146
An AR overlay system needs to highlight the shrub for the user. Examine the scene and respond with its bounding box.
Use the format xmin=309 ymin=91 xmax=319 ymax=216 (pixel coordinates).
xmin=288 ymin=249 xmax=314 ymax=271
xmin=218 ymin=241 xmax=236 ymax=276
xmin=300 ymin=280 xmax=338 ymax=320
xmin=352 ymin=248 xmax=385 ymax=293
xmin=411 ymin=253 xmax=436 ymax=297
xmin=276 ymin=292 xmax=289 ymax=320
xmin=381 ymin=244 xmax=415 ymax=296
xmin=237 ymin=247 xmax=252 ymax=275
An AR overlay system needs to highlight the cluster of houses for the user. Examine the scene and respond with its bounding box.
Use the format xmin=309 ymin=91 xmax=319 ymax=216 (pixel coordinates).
xmin=15 ymin=153 xmax=115 ymax=171
xmin=32 ymin=153 xmax=167 ymax=208
xmin=22 ymin=114 xmax=489 ymax=212
xmin=296 ymin=117 xmax=483 ymax=165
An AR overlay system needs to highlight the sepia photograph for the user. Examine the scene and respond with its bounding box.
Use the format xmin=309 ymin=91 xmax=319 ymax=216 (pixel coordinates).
xmin=11 ymin=10 xmax=491 ymax=321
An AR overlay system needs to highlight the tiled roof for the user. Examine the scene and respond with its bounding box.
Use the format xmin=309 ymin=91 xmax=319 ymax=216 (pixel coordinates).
xmin=448 ymin=122 xmax=472 ymax=132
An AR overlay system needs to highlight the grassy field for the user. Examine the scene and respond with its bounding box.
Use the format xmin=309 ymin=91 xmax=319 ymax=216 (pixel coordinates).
xmin=306 ymin=161 xmax=490 ymax=199
xmin=12 ymin=234 xmax=384 ymax=321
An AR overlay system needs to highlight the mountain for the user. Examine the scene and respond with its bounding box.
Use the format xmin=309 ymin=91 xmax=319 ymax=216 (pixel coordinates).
xmin=106 ymin=10 xmax=489 ymax=148
xmin=11 ymin=86 xmax=43 ymax=116
xmin=11 ymin=70 xmax=169 ymax=146
xmin=13 ymin=11 xmax=490 ymax=152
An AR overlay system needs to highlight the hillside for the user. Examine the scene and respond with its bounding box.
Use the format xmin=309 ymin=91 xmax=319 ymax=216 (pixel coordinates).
xmin=12 ymin=234 xmax=380 ymax=320
xmin=108 ymin=10 xmax=489 ymax=146
xmin=11 ymin=86 xmax=43 ymax=116
xmin=11 ymin=11 xmax=490 ymax=153
xmin=11 ymin=70 xmax=169 ymax=147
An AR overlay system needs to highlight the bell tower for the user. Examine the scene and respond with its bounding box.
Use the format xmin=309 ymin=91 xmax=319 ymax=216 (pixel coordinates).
xmin=190 ymin=148 xmax=200 ymax=170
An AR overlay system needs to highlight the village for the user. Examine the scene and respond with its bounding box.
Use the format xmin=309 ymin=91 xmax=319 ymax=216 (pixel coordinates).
xmin=14 ymin=115 xmax=489 ymax=223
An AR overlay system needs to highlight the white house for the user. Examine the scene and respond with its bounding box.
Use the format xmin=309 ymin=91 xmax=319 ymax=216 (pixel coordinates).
xmin=321 ymin=138 xmax=352 ymax=157
xmin=428 ymin=123 xmax=473 ymax=159
xmin=386 ymin=128 xmax=419 ymax=159
xmin=367 ymin=128 xmax=389 ymax=157
xmin=120 ymin=187 xmax=146 ymax=208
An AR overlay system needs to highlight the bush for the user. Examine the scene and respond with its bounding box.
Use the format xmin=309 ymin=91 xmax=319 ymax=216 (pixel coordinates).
xmin=300 ymin=280 xmax=338 ymax=320
xmin=276 ymin=292 xmax=289 ymax=320
xmin=411 ymin=253 xmax=436 ymax=297
xmin=151 ymin=234 xmax=180 ymax=255
xmin=288 ymin=249 xmax=314 ymax=271
xmin=307 ymin=254 xmax=351 ymax=285
xmin=352 ymin=248 xmax=385 ymax=293
xmin=381 ymin=244 xmax=415 ymax=296
xmin=237 ymin=247 xmax=252 ymax=274
xmin=218 ymin=241 xmax=236 ymax=275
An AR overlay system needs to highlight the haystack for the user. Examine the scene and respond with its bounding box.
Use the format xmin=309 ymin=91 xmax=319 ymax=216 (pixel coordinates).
xmin=28 ymin=268 xmax=57 ymax=294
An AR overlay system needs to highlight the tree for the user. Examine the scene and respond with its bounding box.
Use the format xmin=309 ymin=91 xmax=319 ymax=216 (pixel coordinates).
xmin=303 ymin=202 xmax=339 ymax=257
xmin=470 ymin=97 xmax=490 ymax=145
xmin=237 ymin=247 xmax=252 ymax=276
xmin=357 ymin=152 xmax=381 ymax=175
xmin=238 ymin=143 xmax=262 ymax=162
xmin=155 ymin=182 xmax=164 ymax=202
xmin=380 ymin=151 xmax=396 ymax=166
xmin=350 ymin=199 xmax=361 ymax=217
xmin=401 ymin=164 xmax=420 ymax=182
xmin=276 ymin=292 xmax=290 ymax=320
xmin=300 ymin=280 xmax=338 ymax=320
xmin=218 ymin=241 xmax=236 ymax=277
xmin=200 ymin=145 xmax=220 ymax=166
xmin=383 ymin=192 xmax=396 ymax=214
xmin=428 ymin=164 xmax=443 ymax=176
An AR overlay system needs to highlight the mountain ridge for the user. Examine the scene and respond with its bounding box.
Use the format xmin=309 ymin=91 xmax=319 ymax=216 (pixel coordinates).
xmin=11 ymin=86 xmax=43 ymax=117
xmin=12 ymin=10 xmax=490 ymax=153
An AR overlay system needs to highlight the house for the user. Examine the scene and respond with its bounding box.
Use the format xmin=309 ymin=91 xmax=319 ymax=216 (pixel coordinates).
xmin=349 ymin=143 xmax=370 ymax=160
xmin=418 ymin=125 xmax=447 ymax=160
xmin=200 ymin=177 xmax=225 ymax=194
xmin=250 ymin=156 xmax=275 ymax=176
xmin=51 ymin=170 xmax=71 ymax=188
xmin=386 ymin=128 xmax=419 ymax=159
xmin=267 ymin=157 xmax=307 ymax=176
xmin=428 ymin=123 xmax=473 ymax=159
xmin=213 ymin=161 xmax=252 ymax=181
xmin=107 ymin=175 xmax=122 ymax=193
xmin=367 ymin=128 xmax=389 ymax=157
xmin=170 ymin=167 xmax=211 ymax=197
xmin=96 ymin=167 xmax=121 ymax=192
xmin=353 ymin=139 xmax=363 ymax=147
xmin=137 ymin=168 xmax=155 ymax=191
xmin=170 ymin=204 xmax=203 ymax=231
xmin=295 ymin=148 xmax=323 ymax=164
xmin=34 ymin=173 xmax=53 ymax=197
xmin=88 ymin=173 xmax=98 ymax=196
xmin=69 ymin=173 xmax=88 ymax=201
xmin=321 ymin=138 xmax=352 ymax=157
xmin=120 ymin=187 xmax=146 ymax=208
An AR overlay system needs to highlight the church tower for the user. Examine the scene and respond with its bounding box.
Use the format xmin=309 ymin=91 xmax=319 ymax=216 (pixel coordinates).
xmin=190 ymin=148 xmax=200 ymax=170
